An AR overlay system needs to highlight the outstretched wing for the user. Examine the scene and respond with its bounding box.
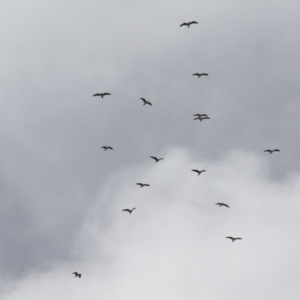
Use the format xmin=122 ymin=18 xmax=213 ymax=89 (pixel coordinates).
xmin=273 ymin=149 xmax=280 ymax=152
xmin=223 ymin=203 xmax=230 ymax=208
xmin=264 ymin=149 xmax=271 ymax=153
xmin=226 ymin=237 xmax=234 ymax=240
xmin=192 ymin=169 xmax=200 ymax=173
xmin=190 ymin=21 xmax=198 ymax=25
xmin=136 ymin=183 xmax=142 ymax=186
xmin=122 ymin=209 xmax=130 ymax=213
xmin=180 ymin=23 xmax=188 ymax=27
xmin=150 ymin=156 xmax=158 ymax=161
xmin=102 ymin=93 xmax=111 ymax=96
xmin=93 ymin=94 xmax=102 ymax=97
xmin=193 ymin=73 xmax=200 ymax=76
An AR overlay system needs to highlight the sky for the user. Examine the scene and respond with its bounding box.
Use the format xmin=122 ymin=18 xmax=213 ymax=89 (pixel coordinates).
xmin=0 ymin=1 xmax=300 ymax=299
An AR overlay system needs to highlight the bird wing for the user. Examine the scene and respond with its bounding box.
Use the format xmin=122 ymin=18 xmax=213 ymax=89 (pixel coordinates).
xmin=122 ymin=209 xmax=130 ymax=213
xmin=235 ymin=238 xmax=242 ymax=240
xmin=180 ymin=23 xmax=188 ymax=27
xmin=140 ymin=98 xmax=146 ymax=103
xmin=136 ymin=183 xmax=142 ymax=186
xmin=144 ymin=184 xmax=150 ymax=186
xmin=201 ymin=73 xmax=208 ymax=76
xmin=193 ymin=73 xmax=200 ymax=76
xmin=192 ymin=169 xmax=200 ymax=173
xmin=190 ymin=21 xmax=198 ymax=24
xmin=107 ymin=147 xmax=113 ymax=149
xmin=93 ymin=94 xmax=101 ymax=96
xmin=223 ymin=204 xmax=230 ymax=208
xmin=72 ymin=272 xmax=78 ymax=275
xmin=150 ymin=156 xmax=158 ymax=161
xmin=226 ymin=237 xmax=234 ymax=240
xmin=273 ymin=149 xmax=280 ymax=152
xmin=103 ymin=93 xmax=111 ymax=96
xmin=146 ymin=101 xmax=152 ymax=106
xmin=264 ymin=150 xmax=271 ymax=153
xmin=79 ymin=274 xmax=81 ymax=278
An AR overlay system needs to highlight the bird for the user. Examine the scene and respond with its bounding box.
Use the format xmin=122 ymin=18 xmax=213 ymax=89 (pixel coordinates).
xmin=72 ymin=272 xmax=81 ymax=278
xmin=215 ymin=202 xmax=230 ymax=208
xmin=150 ymin=156 xmax=164 ymax=163
xmin=140 ymin=98 xmax=152 ymax=106
xmin=180 ymin=21 xmax=198 ymax=28
xmin=101 ymin=146 xmax=113 ymax=151
xmin=192 ymin=169 xmax=206 ymax=176
xmin=136 ymin=183 xmax=150 ymax=188
xmin=93 ymin=93 xmax=111 ymax=98
xmin=122 ymin=208 xmax=136 ymax=214
xmin=193 ymin=114 xmax=208 ymax=118
xmin=264 ymin=149 xmax=280 ymax=154
xmin=193 ymin=116 xmax=210 ymax=121
xmin=226 ymin=237 xmax=242 ymax=242
xmin=193 ymin=73 xmax=208 ymax=78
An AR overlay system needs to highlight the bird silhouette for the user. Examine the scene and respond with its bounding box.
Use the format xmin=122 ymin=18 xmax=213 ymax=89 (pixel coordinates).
xmin=122 ymin=208 xmax=136 ymax=214
xmin=264 ymin=149 xmax=280 ymax=154
xmin=140 ymin=98 xmax=152 ymax=106
xmin=136 ymin=183 xmax=150 ymax=188
xmin=215 ymin=202 xmax=230 ymax=208
xmin=192 ymin=169 xmax=206 ymax=176
xmin=93 ymin=93 xmax=111 ymax=98
xmin=180 ymin=21 xmax=198 ymax=28
xmin=226 ymin=237 xmax=242 ymax=242
xmin=193 ymin=73 xmax=208 ymax=78
xmin=194 ymin=116 xmax=210 ymax=122
xmin=150 ymin=156 xmax=164 ymax=163
xmin=101 ymin=146 xmax=113 ymax=151
xmin=193 ymin=114 xmax=208 ymax=118
xmin=72 ymin=272 xmax=81 ymax=278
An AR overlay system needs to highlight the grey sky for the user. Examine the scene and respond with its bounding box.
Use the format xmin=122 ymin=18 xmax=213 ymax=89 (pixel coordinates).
xmin=0 ymin=1 xmax=300 ymax=299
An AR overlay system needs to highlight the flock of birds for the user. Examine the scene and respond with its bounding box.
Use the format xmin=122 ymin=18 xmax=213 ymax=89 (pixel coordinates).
xmin=72 ymin=20 xmax=280 ymax=279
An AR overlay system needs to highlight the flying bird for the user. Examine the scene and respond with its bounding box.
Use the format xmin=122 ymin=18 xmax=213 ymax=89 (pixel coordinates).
xmin=180 ymin=21 xmax=198 ymax=28
xmin=264 ymin=149 xmax=280 ymax=154
xmin=136 ymin=183 xmax=150 ymax=188
xmin=226 ymin=237 xmax=242 ymax=242
xmin=72 ymin=272 xmax=81 ymax=278
xmin=192 ymin=169 xmax=206 ymax=176
xmin=150 ymin=156 xmax=164 ymax=163
xmin=193 ymin=114 xmax=208 ymax=118
xmin=215 ymin=202 xmax=230 ymax=208
xmin=122 ymin=208 xmax=136 ymax=214
xmin=193 ymin=73 xmax=208 ymax=78
xmin=140 ymin=98 xmax=152 ymax=106
xmin=101 ymin=146 xmax=113 ymax=151
xmin=93 ymin=93 xmax=111 ymax=98
xmin=194 ymin=116 xmax=210 ymax=121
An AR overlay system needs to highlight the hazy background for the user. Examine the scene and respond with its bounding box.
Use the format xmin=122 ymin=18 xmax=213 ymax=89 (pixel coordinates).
xmin=0 ymin=1 xmax=300 ymax=299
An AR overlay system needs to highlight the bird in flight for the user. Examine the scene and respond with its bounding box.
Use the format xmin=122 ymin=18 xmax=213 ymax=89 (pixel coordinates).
xmin=193 ymin=73 xmax=208 ymax=78
xmin=136 ymin=183 xmax=150 ymax=188
xmin=122 ymin=208 xmax=136 ymax=214
xmin=180 ymin=21 xmax=198 ymax=28
xmin=226 ymin=237 xmax=242 ymax=242
xmin=192 ymin=169 xmax=206 ymax=176
xmin=101 ymin=146 xmax=113 ymax=151
xmin=215 ymin=202 xmax=230 ymax=208
xmin=140 ymin=98 xmax=152 ymax=106
xmin=193 ymin=114 xmax=208 ymax=118
xmin=150 ymin=156 xmax=164 ymax=163
xmin=264 ymin=149 xmax=280 ymax=154
xmin=72 ymin=272 xmax=81 ymax=278
xmin=194 ymin=116 xmax=210 ymax=122
xmin=93 ymin=93 xmax=111 ymax=98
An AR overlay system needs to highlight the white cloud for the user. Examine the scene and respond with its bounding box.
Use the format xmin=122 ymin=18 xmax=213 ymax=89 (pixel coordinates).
xmin=2 ymin=147 xmax=300 ymax=299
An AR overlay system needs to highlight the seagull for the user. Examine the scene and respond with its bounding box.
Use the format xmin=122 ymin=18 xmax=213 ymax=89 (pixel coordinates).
xmin=150 ymin=156 xmax=164 ymax=163
xmin=122 ymin=208 xmax=136 ymax=214
xmin=93 ymin=93 xmax=111 ymax=98
xmin=264 ymin=149 xmax=280 ymax=154
xmin=72 ymin=272 xmax=81 ymax=278
xmin=194 ymin=116 xmax=210 ymax=121
xmin=226 ymin=237 xmax=242 ymax=242
xmin=193 ymin=114 xmax=208 ymax=118
xmin=180 ymin=21 xmax=198 ymax=28
xmin=193 ymin=73 xmax=208 ymax=78
xmin=140 ymin=98 xmax=152 ymax=106
xmin=192 ymin=169 xmax=206 ymax=176
xmin=101 ymin=146 xmax=113 ymax=151
xmin=136 ymin=183 xmax=150 ymax=188
xmin=215 ymin=202 xmax=230 ymax=208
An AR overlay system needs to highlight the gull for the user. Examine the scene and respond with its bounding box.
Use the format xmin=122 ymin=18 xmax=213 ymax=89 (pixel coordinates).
xmin=194 ymin=116 xmax=210 ymax=121
xmin=264 ymin=149 xmax=280 ymax=154
xmin=180 ymin=21 xmax=198 ymax=28
xmin=150 ymin=156 xmax=164 ymax=163
xmin=136 ymin=183 xmax=150 ymax=188
xmin=193 ymin=73 xmax=208 ymax=78
xmin=215 ymin=203 xmax=230 ymax=208
xmin=101 ymin=146 xmax=113 ymax=151
xmin=122 ymin=208 xmax=136 ymax=214
xmin=192 ymin=169 xmax=206 ymax=176
xmin=93 ymin=93 xmax=111 ymax=98
xmin=72 ymin=272 xmax=81 ymax=278
xmin=226 ymin=237 xmax=242 ymax=242
xmin=140 ymin=98 xmax=152 ymax=106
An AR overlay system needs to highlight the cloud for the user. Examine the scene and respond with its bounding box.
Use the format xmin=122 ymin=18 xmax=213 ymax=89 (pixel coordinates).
xmin=2 ymin=147 xmax=300 ymax=299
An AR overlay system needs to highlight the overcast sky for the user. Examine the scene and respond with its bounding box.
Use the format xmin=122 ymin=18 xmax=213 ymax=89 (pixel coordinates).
xmin=0 ymin=1 xmax=300 ymax=299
